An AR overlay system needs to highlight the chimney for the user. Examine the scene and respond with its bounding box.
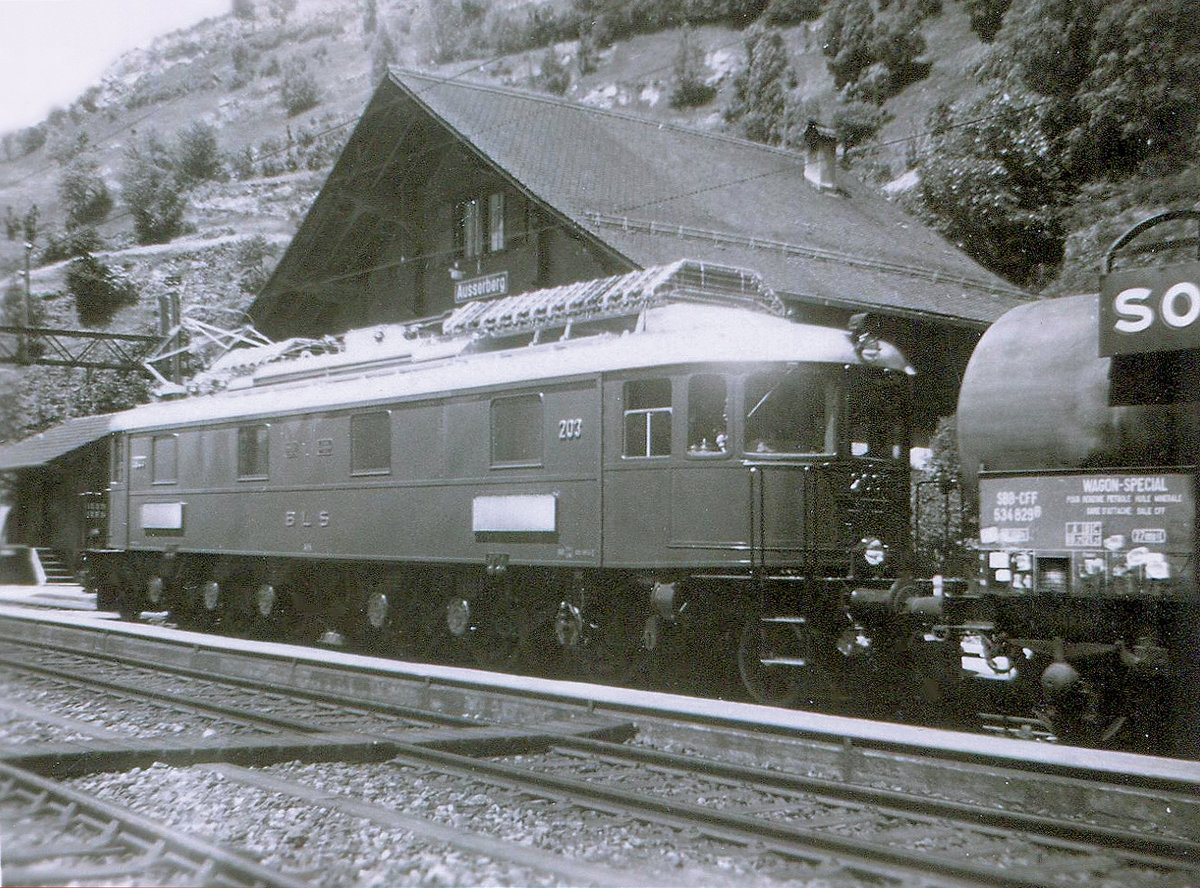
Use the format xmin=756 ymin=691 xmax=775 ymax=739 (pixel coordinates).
xmin=802 ymin=119 xmax=838 ymax=192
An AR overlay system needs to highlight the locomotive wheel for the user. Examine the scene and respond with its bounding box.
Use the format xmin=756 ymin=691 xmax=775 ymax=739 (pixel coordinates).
xmin=564 ymin=601 xmax=647 ymax=685
xmin=737 ymin=617 xmax=840 ymax=708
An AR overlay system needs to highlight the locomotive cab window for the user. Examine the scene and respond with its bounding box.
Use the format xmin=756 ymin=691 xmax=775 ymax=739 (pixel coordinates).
xmin=623 ymin=378 xmax=672 ymax=458
xmin=351 ymin=411 xmax=392 ymax=475
xmin=152 ymin=434 xmax=177 ymax=484
xmin=848 ymin=369 xmax=909 ymax=460
xmin=687 ymin=374 xmax=728 ymax=455
xmin=491 ymin=394 xmax=542 ymax=466
xmin=237 ymin=423 xmax=270 ymax=479
xmin=744 ymin=365 xmax=839 ymax=455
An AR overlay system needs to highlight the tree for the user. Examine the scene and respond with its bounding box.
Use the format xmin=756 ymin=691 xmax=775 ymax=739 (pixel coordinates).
xmin=22 ymin=205 xmax=40 ymax=246
xmin=958 ymin=0 xmax=1012 ymax=42
xmin=917 ymin=89 xmax=1066 ymax=286
xmin=58 ymin=159 xmax=113 ymax=230
xmin=232 ymin=0 xmax=256 ymax=21
xmin=822 ymin=0 xmax=875 ymax=90
xmin=66 ymin=253 xmax=139 ymax=326
xmin=724 ymin=26 xmax=795 ymax=144
xmin=279 ymin=58 xmax=321 ymax=116
xmin=120 ymin=133 xmax=186 ymax=245
xmin=371 ymin=25 xmax=398 ymax=84
xmin=362 ymin=0 xmax=378 ymax=34
xmin=765 ymin=0 xmax=825 ymax=25
xmin=175 ymin=121 xmax=222 ymax=183
xmin=670 ymin=26 xmax=718 ymax=108
xmin=269 ymin=0 xmax=297 ymax=26
xmin=1006 ymin=0 xmax=1200 ymax=180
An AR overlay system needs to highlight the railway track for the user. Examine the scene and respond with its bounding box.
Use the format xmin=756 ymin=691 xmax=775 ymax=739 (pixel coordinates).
xmin=0 ymin=762 xmax=308 ymax=888
xmin=1 ymin=604 xmax=1197 ymax=886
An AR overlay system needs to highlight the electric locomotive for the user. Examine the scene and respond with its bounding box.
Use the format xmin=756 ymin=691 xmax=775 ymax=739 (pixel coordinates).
xmin=60 ymin=259 xmax=937 ymax=694
xmin=954 ymin=211 xmax=1200 ymax=752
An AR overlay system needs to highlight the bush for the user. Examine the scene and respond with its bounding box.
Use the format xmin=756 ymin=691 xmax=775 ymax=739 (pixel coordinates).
xmin=58 ymin=159 xmax=114 ymax=230
xmin=175 ymin=121 xmax=222 ymax=183
xmin=832 ymin=99 xmax=888 ymax=147
xmin=279 ymin=58 xmax=321 ymax=116
xmin=764 ymin=0 xmax=824 ymax=24
xmin=670 ymin=26 xmax=718 ymax=108
xmin=532 ymin=48 xmax=570 ymax=95
xmin=39 ymin=228 xmax=105 ymax=265
xmin=66 ymin=253 xmax=138 ymax=326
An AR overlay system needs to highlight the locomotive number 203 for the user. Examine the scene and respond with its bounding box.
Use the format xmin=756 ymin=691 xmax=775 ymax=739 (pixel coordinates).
xmin=558 ymin=418 xmax=583 ymax=439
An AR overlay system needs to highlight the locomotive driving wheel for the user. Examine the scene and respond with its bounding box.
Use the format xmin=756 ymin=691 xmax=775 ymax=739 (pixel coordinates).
xmin=561 ymin=598 xmax=648 ymax=685
xmin=737 ymin=616 xmax=841 ymax=707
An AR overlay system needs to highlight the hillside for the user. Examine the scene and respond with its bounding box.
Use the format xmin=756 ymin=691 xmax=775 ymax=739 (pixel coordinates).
xmin=0 ymin=0 xmax=1193 ymax=440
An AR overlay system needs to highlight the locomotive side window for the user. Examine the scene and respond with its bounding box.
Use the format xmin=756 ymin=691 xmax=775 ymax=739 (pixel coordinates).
xmin=623 ymin=378 xmax=672 ymax=458
xmin=152 ymin=434 xmax=177 ymax=484
xmin=491 ymin=394 xmax=543 ymax=466
xmin=744 ymin=366 xmax=839 ymax=455
xmin=351 ymin=411 xmax=392 ymax=475
xmin=687 ymin=374 xmax=728 ymax=455
xmin=237 ymin=424 xmax=270 ymax=479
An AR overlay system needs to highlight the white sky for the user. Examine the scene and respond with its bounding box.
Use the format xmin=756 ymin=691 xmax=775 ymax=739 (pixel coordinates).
xmin=0 ymin=0 xmax=231 ymax=133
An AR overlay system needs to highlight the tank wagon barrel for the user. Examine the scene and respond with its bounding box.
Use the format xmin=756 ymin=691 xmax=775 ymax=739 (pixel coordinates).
xmin=954 ymin=211 xmax=1200 ymax=754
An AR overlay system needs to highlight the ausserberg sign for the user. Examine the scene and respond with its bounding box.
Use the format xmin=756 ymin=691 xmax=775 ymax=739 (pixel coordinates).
xmin=1100 ymin=261 xmax=1200 ymax=356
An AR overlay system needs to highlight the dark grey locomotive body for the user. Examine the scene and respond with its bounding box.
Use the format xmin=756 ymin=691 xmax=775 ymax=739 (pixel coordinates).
xmin=78 ymin=264 xmax=924 ymax=693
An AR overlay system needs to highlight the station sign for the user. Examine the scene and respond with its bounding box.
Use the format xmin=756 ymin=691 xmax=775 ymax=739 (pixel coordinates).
xmin=1099 ymin=261 xmax=1200 ymax=356
xmin=454 ymin=271 xmax=509 ymax=303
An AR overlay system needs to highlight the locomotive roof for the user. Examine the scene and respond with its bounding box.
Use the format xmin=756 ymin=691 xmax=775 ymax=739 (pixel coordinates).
xmin=110 ymin=300 xmax=910 ymax=433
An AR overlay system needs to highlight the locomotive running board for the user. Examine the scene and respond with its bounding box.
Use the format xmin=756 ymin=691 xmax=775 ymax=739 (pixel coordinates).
xmin=758 ymin=657 xmax=809 ymax=667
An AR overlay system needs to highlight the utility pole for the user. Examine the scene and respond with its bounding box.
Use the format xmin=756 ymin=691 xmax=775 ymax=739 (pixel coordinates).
xmin=17 ymin=241 xmax=31 ymax=363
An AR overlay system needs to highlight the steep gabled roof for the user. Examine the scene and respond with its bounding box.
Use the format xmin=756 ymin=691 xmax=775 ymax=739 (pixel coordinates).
xmin=386 ymin=70 xmax=1028 ymax=326
xmin=252 ymin=69 xmax=1029 ymax=332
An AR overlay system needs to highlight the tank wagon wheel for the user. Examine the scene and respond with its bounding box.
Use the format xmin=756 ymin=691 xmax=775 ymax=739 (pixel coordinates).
xmin=736 ymin=617 xmax=842 ymax=708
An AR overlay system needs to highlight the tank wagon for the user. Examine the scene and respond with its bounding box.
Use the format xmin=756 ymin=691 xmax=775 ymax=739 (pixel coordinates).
xmin=71 ymin=260 xmax=942 ymax=695
xmin=955 ymin=211 xmax=1200 ymax=751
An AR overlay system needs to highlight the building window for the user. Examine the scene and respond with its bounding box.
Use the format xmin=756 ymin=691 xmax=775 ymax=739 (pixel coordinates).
xmin=623 ymin=378 xmax=672 ymax=458
xmin=488 ymin=192 xmax=505 ymax=253
xmin=152 ymin=435 xmax=177 ymax=484
xmin=687 ymin=374 xmax=728 ymax=455
xmin=237 ymin=424 xmax=270 ymax=479
xmin=491 ymin=394 xmax=542 ymax=466
xmin=351 ymin=411 xmax=391 ymax=475
xmin=111 ymin=435 xmax=125 ymax=483
xmin=456 ymin=192 xmax=505 ymax=260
